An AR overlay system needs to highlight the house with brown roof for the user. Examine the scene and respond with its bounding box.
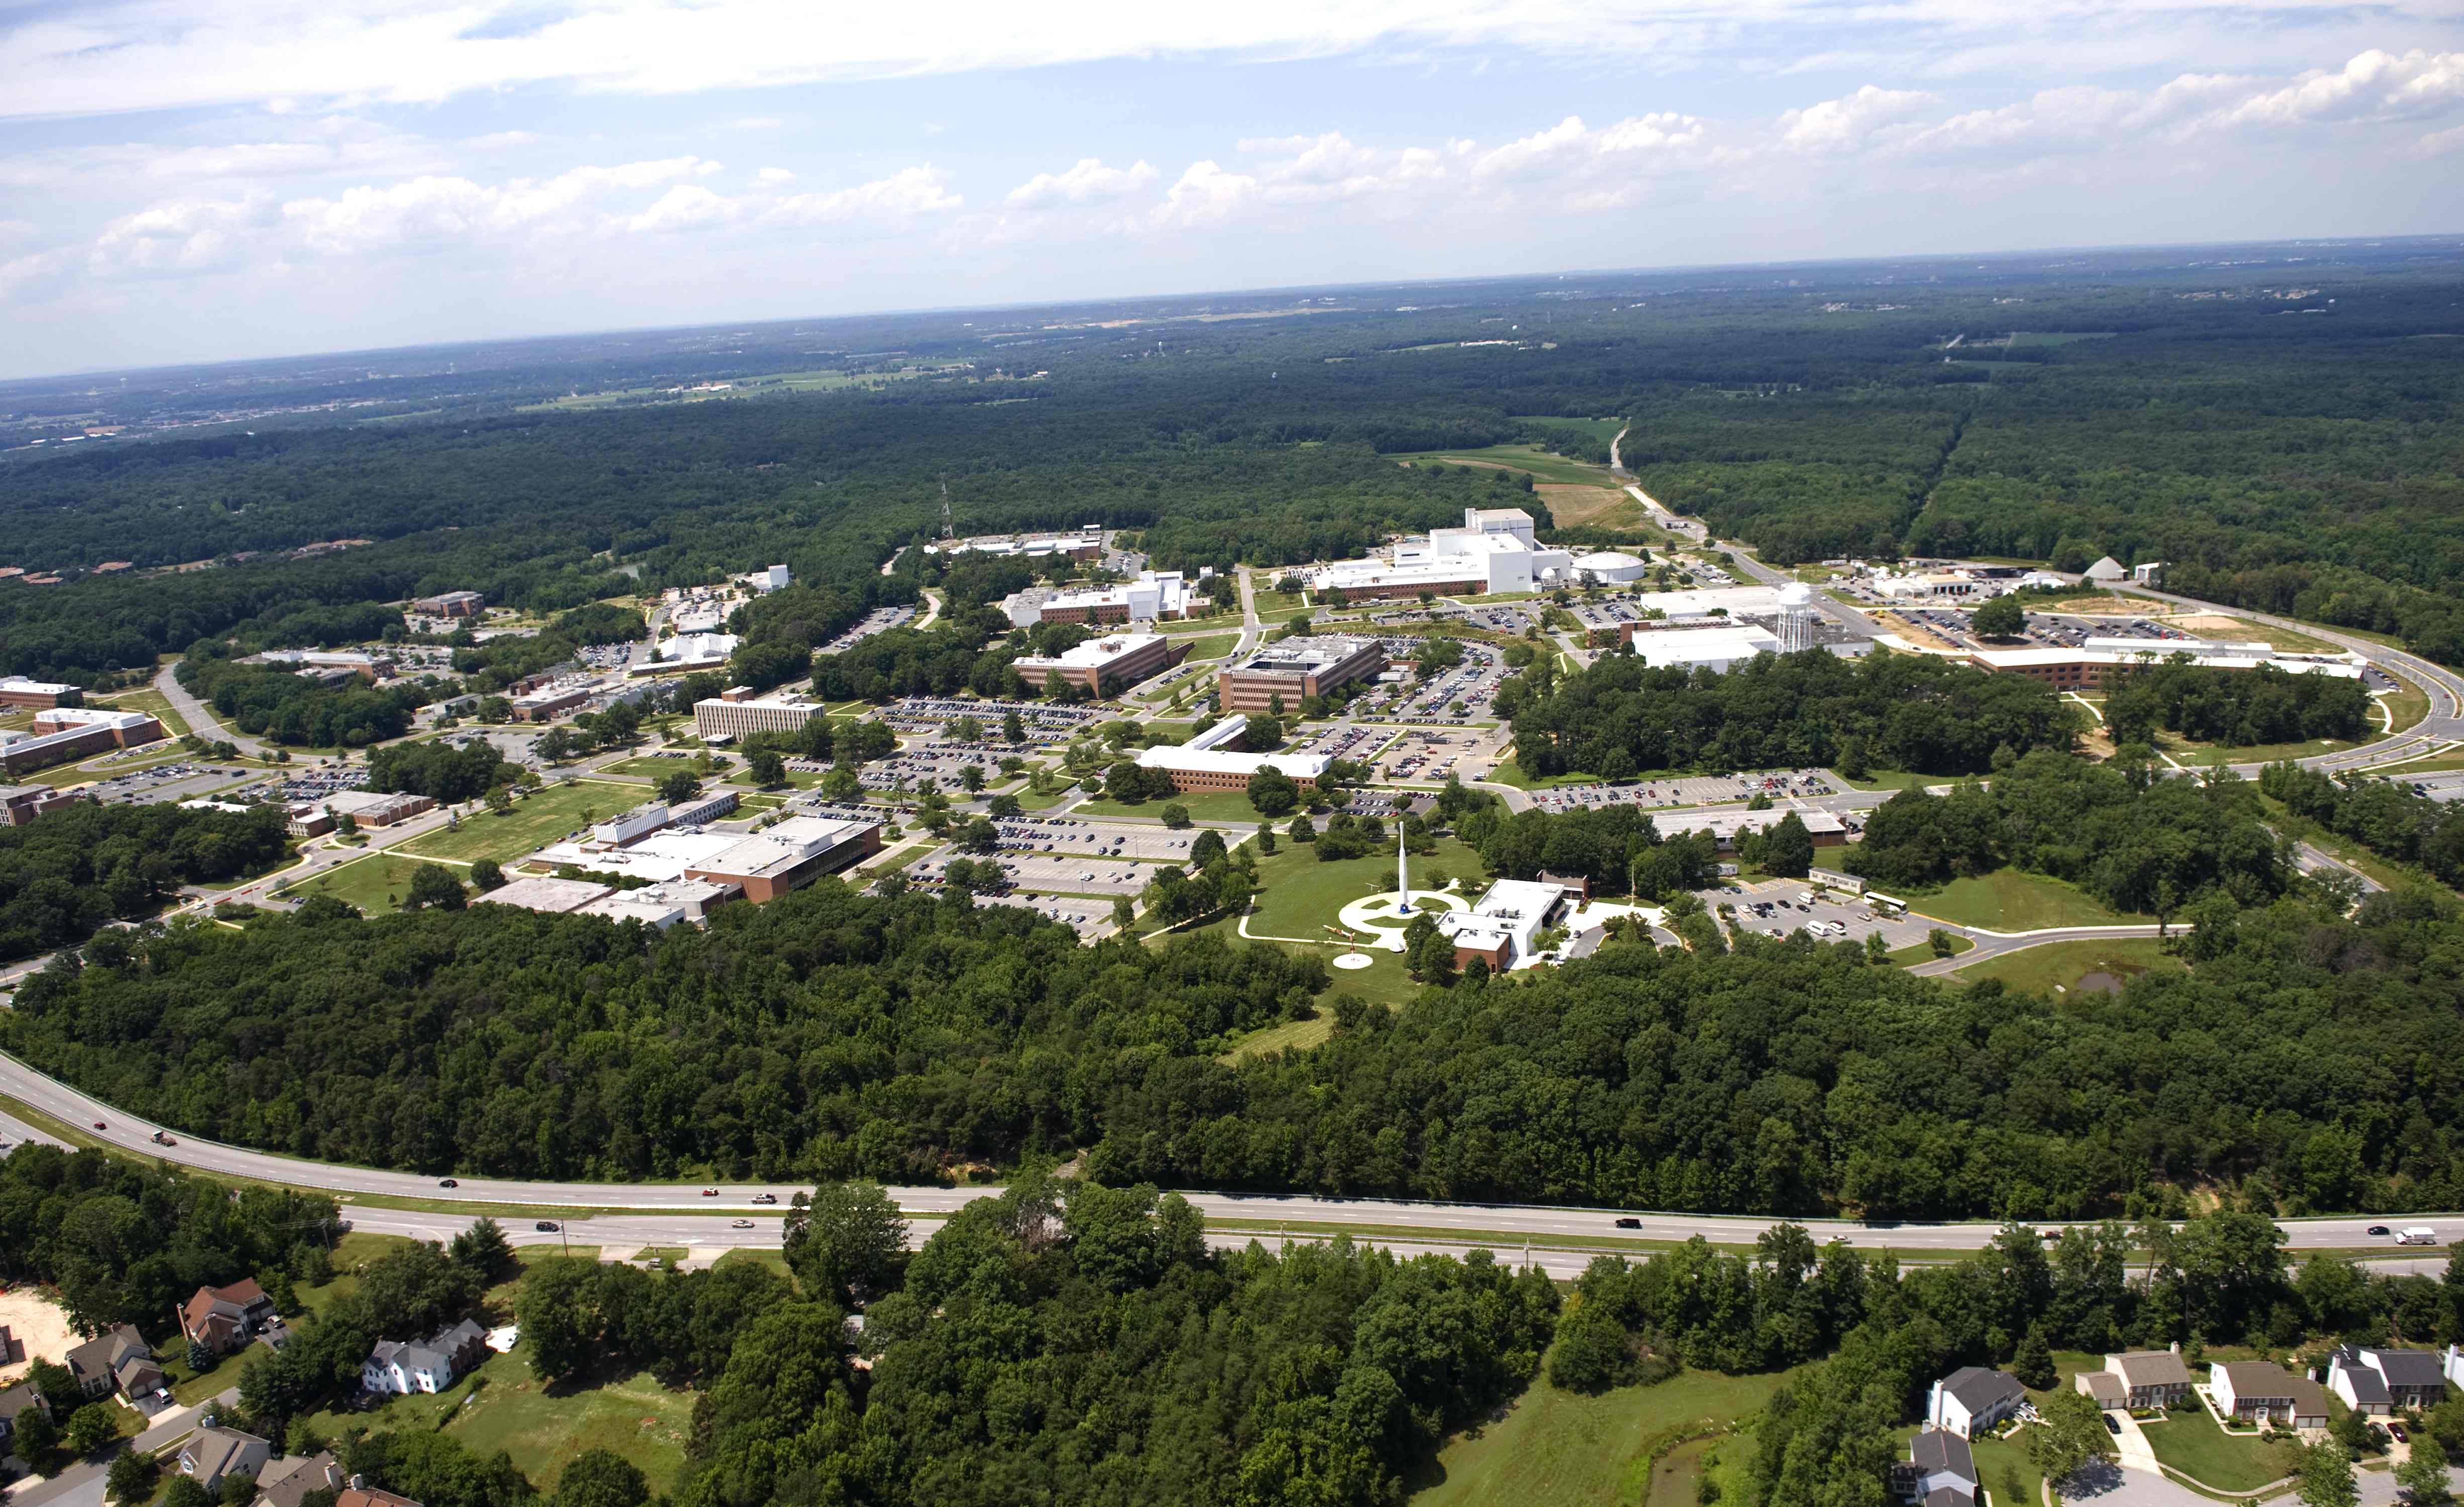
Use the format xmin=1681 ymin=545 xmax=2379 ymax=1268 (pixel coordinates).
xmin=251 ymin=1450 xmax=345 ymax=1507
xmin=336 ymin=1487 xmax=424 ymax=1507
xmin=182 ymin=1278 xmax=278 ymax=1356
xmin=2213 ymin=1361 xmax=2329 ymax=1429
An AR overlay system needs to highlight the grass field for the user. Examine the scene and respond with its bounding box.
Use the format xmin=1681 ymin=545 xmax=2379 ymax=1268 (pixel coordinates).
xmin=397 ymin=780 xmax=634 ymax=864
xmin=597 ymin=754 xmax=703 ymax=779
xmin=95 ymin=686 xmax=190 ymax=737
xmin=1885 ymin=934 xmax=1973 ymax=965
xmin=1217 ymin=1013 xmax=1334 ymax=1061
xmin=1955 ymin=937 xmax=2182 ymax=995
xmin=286 ymin=851 xmax=447 ymax=914
xmin=1512 ymin=414 xmax=1626 ymax=446
xmin=1485 ymin=761 xmax=1608 ymax=790
xmin=1246 ymin=837 xmax=1483 ymax=939
xmin=1909 ymin=869 xmax=2145 ymax=931
xmin=2141 ymin=1407 xmax=2295 ymax=1492
xmin=1830 ymin=769 xmax=1944 ymax=793
xmin=1073 ymin=788 xmax=1268 ymax=824
xmin=1394 ymin=444 xmax=1618 ymax=487
xmin=1413 ymin=1364 xmax=1796 ymax=1507
xmin=1165 ymin=632 xmax=1241 ymax=661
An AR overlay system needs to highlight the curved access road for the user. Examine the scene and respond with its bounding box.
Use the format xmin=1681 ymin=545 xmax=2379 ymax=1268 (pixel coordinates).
xmin=1904 ymin=924 xmax=2170 ymax=978
xmin=4 ymin=1050 xmax=2449 ymax=1256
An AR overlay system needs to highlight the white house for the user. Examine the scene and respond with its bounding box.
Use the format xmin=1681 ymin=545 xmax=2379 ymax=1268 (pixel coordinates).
xmin=1928 ymin=1366 xmax=2026 ymax=1438
xmin=2327 ymin=1346 xmax=2392 ymax=1415
xmin=1894 ymin=1429 xmax=1978 ymax=1504
xmin=361 ymin=1319 xmax=488 ymax=1395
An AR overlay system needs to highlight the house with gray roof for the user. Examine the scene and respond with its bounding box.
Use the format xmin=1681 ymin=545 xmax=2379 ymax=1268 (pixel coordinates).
xmin=2340 ymin=1346 xmax=2449 ymax=1412
xmin=2326 ymin=1346 xmax=2393 ymax=1415
xmin=251 ymin=1449 xmax=345 ymax=1507
xmin=2072 ymin=1347 xmax=2191 ymax=1411
xmin=1927 ymin=1366 xmax=2026 ymax=1438
xmin=1893 ymin=1428 xmax=1978 ymax=1504
xmin=360 ymin=1318 xmax=488 ymax=1395
xmin=0 ymin=1381 xmax=51 ymax=1449
xmin=177 ymin=1423 xmax=270 ymax=1495
xmin=64 ymin=1323 xmax=161 ymax=1400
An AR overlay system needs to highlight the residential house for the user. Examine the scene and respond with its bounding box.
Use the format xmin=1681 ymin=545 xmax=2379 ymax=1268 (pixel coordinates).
xmin=335 ymin=1486 xmax=424 ymax=1507
xmin=182 ymin=1277 xmax=278 ymax=1356
xmin=0 ymin=1381 xmax=51 ymax=1448
xmin=2326 ymin=1347 xmax=2392 ymax=1416
xmin=2213 ymin=1361 xmax=2329 ymax=1429
xmin=2347 ymin=1347 xmax=2449 ymax=1412
xmin=2072 ymin=1348 xmax=2192 ymax=1411
xmin=1893 ymin=1428 xmax=1980 ymax=1504
xmin=177 ymin=1424 xmax=271 ymax=1495
xmin=2447 ymin=1343 xmax=2464 ymax=1391
xmin=251 ymin=1450 xmax=345 ymax=1507
xmin=361 ymin=1319 xmax=488 ymax=1395
xmin=1928 ymin=1366 xmax=2027 ymax=1438
xmin=64 ymin=1323 xmax=162 ymax=1399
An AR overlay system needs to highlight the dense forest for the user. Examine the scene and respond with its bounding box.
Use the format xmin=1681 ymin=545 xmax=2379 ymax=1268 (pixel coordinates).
xmin=0 ymin=801 xmax=291 ymax=959
xmin=6 ymin=243 xmax=2459 ymax=692
xmin=1503 ymin=648 xmax=2074 ymax=779
xmin=8 ymin=863 xmax=2464 ymax=1220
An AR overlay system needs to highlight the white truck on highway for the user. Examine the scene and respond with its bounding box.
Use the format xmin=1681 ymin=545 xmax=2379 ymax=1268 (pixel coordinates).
xmin=2397 ymin=1226 xmax=2439 ymax=1245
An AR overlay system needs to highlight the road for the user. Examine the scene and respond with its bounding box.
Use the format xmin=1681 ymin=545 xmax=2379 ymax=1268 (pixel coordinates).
xmin=1233 ymin=566 xmax=1264 ymax=656
xmin=1906 ymin=924 xmax=2169 ymax=977
xmin=11 ymin=1386 xmax=241 ymax=1507
xmin=151 ymin=660 xmax=263 ymax=757
xmin=8 ymin=1050 xmax=2453 ymax=1258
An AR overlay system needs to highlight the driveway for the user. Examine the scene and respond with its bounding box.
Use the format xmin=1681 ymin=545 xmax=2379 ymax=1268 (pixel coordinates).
xmin=6 ymin=1387 xmax=237 ymax=1507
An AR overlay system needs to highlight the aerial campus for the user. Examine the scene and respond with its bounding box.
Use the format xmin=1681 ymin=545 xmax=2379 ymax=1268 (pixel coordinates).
xmin=6 ymin=15 xmax=2464 ymax=1507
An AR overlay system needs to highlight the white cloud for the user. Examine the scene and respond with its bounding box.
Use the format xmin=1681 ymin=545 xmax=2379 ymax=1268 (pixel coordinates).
xmin=1473 ymin=114 xmax=1704 ymax=179
xmin=630 ymin=184 xmax=737 ymax=234
xmin=770 ymin=165 xmax=960 ymax=226
xmin=755 ymin=166 xmax=796 ymax=185
xmin=1006 ymin=158 xmax=1158 ymax=209
xmin=1147 ymin=161 xmax=1261 ymax=231
xmin=2215 ymin=48 xmax=2464 ymax=128
xmin=1778 ymin=87 xmax=1940 ymax=154
xmin=90 ymin=195 xmax=276 ymax=277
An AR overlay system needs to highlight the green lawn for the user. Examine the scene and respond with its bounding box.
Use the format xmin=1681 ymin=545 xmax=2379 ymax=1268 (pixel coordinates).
xmin=95 ymin=687 xmax=191 ymax=737
xmin=1253 ymin=591 xmax=1309 ymax=614
xmin=1413 ymin=1363 xmax=1796 ymax=1507
xmin=1511 ymin=414 xmax=1626 ymax=447
xmin=597 ymin=755 xmax=704 ymax=779
xmin=1956 ymin=937 xmax=2184 ymax=996
xmin=1166 ymin=632 xmax=1241 ymax=661
xmin=285 ymin=851 xmax=448 ymax=914
xmin=2141 ymin=1407 xmax=2296 ymax=1492
xmin=1486 ymin=762 xmax=1607 ymax=790
xmin=1394 ymin=444 xmax=1618 ymax=487
xmin=1246 ymin=837 xmax=1483 ymax=939
xmin=1885 ymin=934 xmax=1973 ymax=966
xmin=1217 ymin=1013 xmax=1334 ymax=1061
xmin=1013 ymin=781 xmax=1079 ymax=810
xmin=1073 ymin=788 xmax=1272 ymax=824
xmin=725 ymin=766 xmax=824 ymax=789
xmin=1831 ymin=769 xmax=1942 ymax=793
xmin=1908 ymin=869 xmax=2145 ymax=931
xmin=396 ymin=780 xmax=636 ymax=864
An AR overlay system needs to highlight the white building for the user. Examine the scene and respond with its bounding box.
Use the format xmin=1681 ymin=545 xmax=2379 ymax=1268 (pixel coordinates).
xmin=1572 ymin=551 xmax=1649 ymax=584
xmin=1438 ymin=878 xmax=1578 ymax=970
xmin=1001 ymin=571 xmax=1191 ymax=628
xmin=1874 ymin=572 xmax=1983 ymax=601
xmin=362 ymin=1320 xmax=487 ymax=1395
xmin=1626 ymin=624 xmax=1784 ymax=673
xmin=1308 ymin=508 xmax=1574 ymax=599
xmin=1926 ymin=1368 xmax=2025 ymax=1439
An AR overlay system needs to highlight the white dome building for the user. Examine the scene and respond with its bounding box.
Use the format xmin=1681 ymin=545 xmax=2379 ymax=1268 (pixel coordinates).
xmin=1573 ymin=551 xmax=1649 ymax=584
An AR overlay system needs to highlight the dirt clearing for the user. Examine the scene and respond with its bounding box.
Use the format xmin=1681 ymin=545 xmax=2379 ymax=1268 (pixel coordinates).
xmin=0 ymin=1285 xmax=77 ymax=1384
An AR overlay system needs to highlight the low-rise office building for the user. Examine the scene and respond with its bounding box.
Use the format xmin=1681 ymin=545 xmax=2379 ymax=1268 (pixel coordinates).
xmin=413 ymin=590 xmax=486 ymax=617
xmin=0 ymin=707 xmax=169 ymax=775
xmin=320 ymin=790 xmax=436 ymax=828
xmin=1003 ymin=570 xmax=1191 ymax=627
xmin=0 ymin=676 xmax=78 ymax=709
xmin=1218 ymin=635 xmax=1385 ymax=712
xmin=1439 ymin=878 xmax=1579 ymax=970
xmin=0 ymin=782 xmax=81 ymax=825
xmin=1967 ymin=642 xmax=2366 ymax=692
xmin=693 ymin=687 xmax=831 ymax=741
xmin=259 ymin=649 xmax=394 ymax=680
xmin=684 ymin=814 xmax=884 ymax=901
xmin=1310 ymin=509 xmax=1575 ymax=600
xmin=1012 ymin=633 xmax=1175 ymax=697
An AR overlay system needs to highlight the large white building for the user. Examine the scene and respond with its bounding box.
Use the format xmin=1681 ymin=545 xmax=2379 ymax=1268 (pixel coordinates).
xmin=1572 ymin=551 xmax=1649 ymax=584
xmin=1309 ymin=508 xmax=1575 ymax=599
xmin=1001 ymin=570 xmax=1190 ymax=627
xmin=1439 ymin=878 xmax=1578 ymax=970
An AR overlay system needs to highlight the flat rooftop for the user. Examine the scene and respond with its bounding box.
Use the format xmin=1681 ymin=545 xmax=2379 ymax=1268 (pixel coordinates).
xmin=1229 ymin=635 xmax=1379 ymax=676
xmin=1014 ymin=633 xmax=1165 ymax=670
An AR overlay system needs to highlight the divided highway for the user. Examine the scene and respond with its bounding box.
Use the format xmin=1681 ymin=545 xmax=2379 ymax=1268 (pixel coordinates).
xmin=5 ymin=1051 xmax=2450 ymax=1260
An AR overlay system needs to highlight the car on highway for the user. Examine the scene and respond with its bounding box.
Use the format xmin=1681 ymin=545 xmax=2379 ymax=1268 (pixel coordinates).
xmin=92 ymin=1120 xmax=107 ymax=1130
xmin=2368 ymin=1224 xmax=2391 ymax=1236
xmin=439 ymin=1178 xmax=457 ymax=1188
xmin=535 ymin=1221 xmax=559 ymax=1232
xmin=732 ymin=1219 xmax=754 ymax=1229
xmin=1615 ymin=1217 xmax=1641 ymax=1229
xmin=751 ymin=1193 xmax=778 ymax=1205
xmin=701 ymin=1188 xmax=718 ymax=1197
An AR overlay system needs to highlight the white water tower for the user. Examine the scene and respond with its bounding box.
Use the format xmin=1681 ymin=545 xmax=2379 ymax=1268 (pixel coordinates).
xmin=1777 ymin=582 xmax=1819 ymax=653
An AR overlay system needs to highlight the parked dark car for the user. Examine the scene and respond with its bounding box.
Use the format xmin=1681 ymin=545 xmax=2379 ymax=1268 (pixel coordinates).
xmin=2102 ymin=1415 xmax=2121 ymax=1435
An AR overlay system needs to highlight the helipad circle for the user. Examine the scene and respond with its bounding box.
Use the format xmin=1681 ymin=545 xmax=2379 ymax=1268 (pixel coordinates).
xmin=1331 ymin=952 xmax=1375 ymax=971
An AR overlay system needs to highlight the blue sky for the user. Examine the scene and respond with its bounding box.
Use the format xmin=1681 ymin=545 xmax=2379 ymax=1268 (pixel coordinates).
xmin=2 ymin=1 xmax=2460 ymax=377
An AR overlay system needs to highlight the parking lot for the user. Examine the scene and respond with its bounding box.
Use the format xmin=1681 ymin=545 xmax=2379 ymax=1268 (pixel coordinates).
xmin=1529 ymin=769 xmax=1844 ymax=813
xmin=976 ymin=890 xmax=1114 ymax=937
xmin=83 ymin=762 xmax=260 ymax=806
xmin=915 ymin=850 xmax=1160 ymax=896
xmin=885 ymin=698 xmax=1094 ymax=741
xmin=1712 ymin=878 xmax=1934 ymax=952
xmin=1373 ymin=729 xmax=1477 ymax=782
xmin=256 ymin=766 xmax=372 ymax=804
xmin=818 ymin=605 xmax=916 ymax=656
xmin=859 ymin=750 xmax=999 ymax=791
xmin=993 ymin=815 xmax=1220 ymax=860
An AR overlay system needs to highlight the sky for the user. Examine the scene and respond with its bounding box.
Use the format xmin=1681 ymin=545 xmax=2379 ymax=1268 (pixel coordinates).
xmin=2 ymin=1 xmax=2461 ymax=378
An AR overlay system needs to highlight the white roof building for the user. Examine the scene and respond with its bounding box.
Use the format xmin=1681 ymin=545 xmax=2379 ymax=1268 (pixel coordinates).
xmin=1627 ymin=624 xmax=1784 ymax=673
xmin=1439 ymin=878 xmax=1577 ymax=968
xmin=1002 ymin=571 xmax=1189 ymax=627
xmin=1309 ymin=508 xmax=1573 ymax=598
xmin=475 ymin=875 xmax=612 ymax=914
xmin=1572 ymin=551 xmax=1649 ymax=583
